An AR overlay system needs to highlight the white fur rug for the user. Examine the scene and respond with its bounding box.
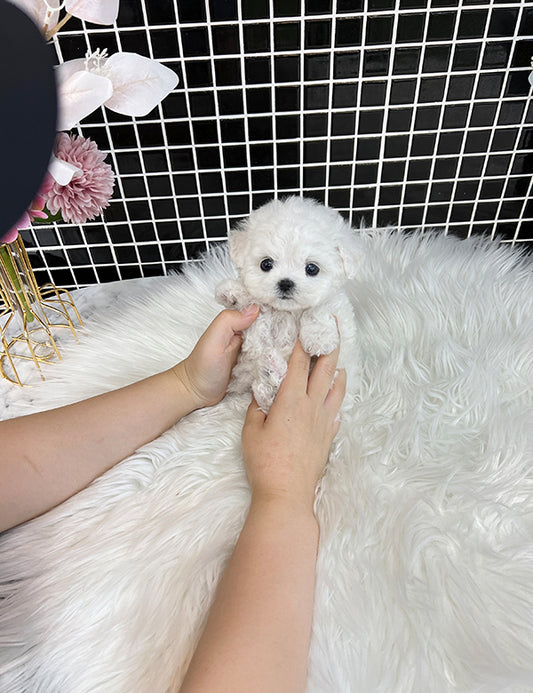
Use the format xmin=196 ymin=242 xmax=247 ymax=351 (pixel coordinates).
xmin=1 ymin=230 xmax=532 ymax=692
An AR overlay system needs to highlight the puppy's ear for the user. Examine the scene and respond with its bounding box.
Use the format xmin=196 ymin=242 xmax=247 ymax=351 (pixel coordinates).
xmin=228 ymin=222 xmax=248 ymax=270
xmin=336 ymin=224 xmax=364 ymax=280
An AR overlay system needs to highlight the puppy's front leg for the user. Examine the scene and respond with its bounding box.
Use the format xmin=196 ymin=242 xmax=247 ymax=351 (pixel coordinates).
xmin=299 ymin=307 xmax=339 ymax=356
xmin=215 ymin=279 xmax=253 ymax=311
xmin=253 ymin=350 xmax=288 ymax=413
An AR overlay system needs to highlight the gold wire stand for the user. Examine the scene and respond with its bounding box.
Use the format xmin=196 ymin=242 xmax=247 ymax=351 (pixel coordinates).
xmin=0 ymin=237 xmax=84 ymax=386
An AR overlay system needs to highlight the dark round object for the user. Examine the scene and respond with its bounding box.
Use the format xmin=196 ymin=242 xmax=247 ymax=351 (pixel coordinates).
xmin=0 ymin=0 xmax=57 ymax=242
xmin=260 ymin=257 xmax=274 ymax=272
xmin=305 ymin=263 xmax=320 ymax=276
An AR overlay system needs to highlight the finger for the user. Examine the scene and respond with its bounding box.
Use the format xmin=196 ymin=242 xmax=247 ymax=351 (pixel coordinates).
xmin=307 ymin=339 xmax=341 ymax=401
xmin=279 ymin=339 xmax=311 ymax=394
xmin=324 ymin=368 xmax=346 ymax=418
xmin=243 ymin=395 xmax=266 ymax=429
xmin=331 ymin=417 xmax=342 ymax=440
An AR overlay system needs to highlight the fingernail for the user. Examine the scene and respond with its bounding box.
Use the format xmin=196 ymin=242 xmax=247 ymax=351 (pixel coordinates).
xmin=241 ymin=304 xmax=259 ymax=316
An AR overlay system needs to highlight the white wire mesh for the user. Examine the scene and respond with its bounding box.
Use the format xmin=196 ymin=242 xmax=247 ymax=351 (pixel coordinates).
xmin=21 ymin=0 xmax=533 ymax=288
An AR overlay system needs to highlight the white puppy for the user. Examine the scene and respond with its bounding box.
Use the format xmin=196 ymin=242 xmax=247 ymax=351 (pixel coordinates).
xmin=216 ymin=196 xmax=362 ymax=412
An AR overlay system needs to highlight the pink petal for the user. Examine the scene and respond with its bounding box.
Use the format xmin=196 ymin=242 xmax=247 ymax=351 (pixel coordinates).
xmin=1 ymin=227 xmax=20 ymax=244
xmin=31 ymin=194 xmax=46 ymax=213
xmin=30 ymin=210 xmax=48 ymax=220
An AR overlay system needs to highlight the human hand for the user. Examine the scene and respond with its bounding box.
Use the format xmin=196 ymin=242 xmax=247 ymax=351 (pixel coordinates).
xmin=241 ymin=339 xmax=346 ymax=515
xmin=174 ymin=306 xmax=259 ymax=409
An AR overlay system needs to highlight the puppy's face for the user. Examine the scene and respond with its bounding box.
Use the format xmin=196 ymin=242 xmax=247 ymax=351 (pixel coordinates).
xmin=229 ymin=197 xmax=361 ymax=312
xmin=239 ymin=235 xmax=339 ymax=311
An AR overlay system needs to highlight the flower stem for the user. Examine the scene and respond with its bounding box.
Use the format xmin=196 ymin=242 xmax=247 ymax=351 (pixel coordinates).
xmin=0 ymin=244 xmax=35 ymax=324
xmin=45 ymin=12 xmax=72 ymax=40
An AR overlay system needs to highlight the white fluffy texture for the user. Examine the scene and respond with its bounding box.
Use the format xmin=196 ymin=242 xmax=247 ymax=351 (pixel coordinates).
xmin=216 ymin=197 xmax=362 ymax=411
xmin=1 ymin=231 xmax=533 ymax=692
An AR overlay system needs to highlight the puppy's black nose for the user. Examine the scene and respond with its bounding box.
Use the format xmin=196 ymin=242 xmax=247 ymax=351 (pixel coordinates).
xmin=278 ymin=278 xmax=295 ymax=295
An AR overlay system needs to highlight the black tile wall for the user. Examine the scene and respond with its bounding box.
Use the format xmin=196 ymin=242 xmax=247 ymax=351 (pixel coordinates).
xmin=21 ymin=0 xmax=533 ymax=289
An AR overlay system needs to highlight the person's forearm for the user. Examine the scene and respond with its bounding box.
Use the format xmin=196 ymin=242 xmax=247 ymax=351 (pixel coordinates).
xmin=179 ymin=496 xmax=320 ymax=693
xmin=0 ymin=366 xmax=197 ymax=532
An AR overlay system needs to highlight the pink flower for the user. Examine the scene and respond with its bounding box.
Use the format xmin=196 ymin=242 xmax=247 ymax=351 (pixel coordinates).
xmin=45 ymin=134 xmax=115 ymax=224
xmin=1 ymin=175 xmax=55 ymax=244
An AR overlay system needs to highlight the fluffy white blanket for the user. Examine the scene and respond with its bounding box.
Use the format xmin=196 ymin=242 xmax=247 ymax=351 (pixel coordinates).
xmin=1 ymin=231 xmax=532 ymax=692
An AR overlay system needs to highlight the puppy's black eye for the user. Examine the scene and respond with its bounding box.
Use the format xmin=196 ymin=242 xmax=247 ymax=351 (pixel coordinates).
xmin=260 ymin=258 xmax=274 ymax=272
xmin=305 ymin=263 xmax=320 ymax=276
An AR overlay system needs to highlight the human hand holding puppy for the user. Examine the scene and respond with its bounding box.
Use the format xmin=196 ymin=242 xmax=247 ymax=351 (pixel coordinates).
xmin=173 ymin=305 xmax=260 ymax=409
xmin=242 ymin=339 xmax=345 ymax=514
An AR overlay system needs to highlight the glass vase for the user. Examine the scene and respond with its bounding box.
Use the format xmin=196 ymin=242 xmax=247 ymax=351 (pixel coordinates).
xmin=0 ymin=236 xmax=83 ymax=385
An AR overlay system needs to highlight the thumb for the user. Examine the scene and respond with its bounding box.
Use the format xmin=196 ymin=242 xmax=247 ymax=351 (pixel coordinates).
xmin=220 ymin=305 xmax=259 ymax=339
xmin=211 ymin=305 xmax=259 ymax=355
xmin=210 ymin=305 xmax=259 ymax=336
xmin=234 ymin=304 xmax=260 ymax=328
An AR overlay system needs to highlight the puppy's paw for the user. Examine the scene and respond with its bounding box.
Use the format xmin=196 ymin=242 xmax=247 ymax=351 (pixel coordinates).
xmin=299 ymin=313 xmax=339 ymax=356
xmin=215 ymin=279 xmax=251 ymax=310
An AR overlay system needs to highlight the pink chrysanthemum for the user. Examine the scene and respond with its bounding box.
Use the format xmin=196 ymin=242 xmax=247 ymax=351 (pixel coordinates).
xmin=46 ymin=134 xmax=115 ymax=224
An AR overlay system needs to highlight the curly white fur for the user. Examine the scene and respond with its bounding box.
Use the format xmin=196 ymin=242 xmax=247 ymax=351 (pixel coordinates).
xmin=215 ymin=196 xmax=363 ymax=411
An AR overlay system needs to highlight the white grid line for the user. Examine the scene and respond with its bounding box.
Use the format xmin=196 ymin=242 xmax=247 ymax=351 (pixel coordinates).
xmin=144 ymin=0 xmax=188 ymax=273
xmin=443 ymin=0 xmax=492 ymax=238
xmin=348 ymin=2 xmax=369 ymax=227
xmin=236 ymin=3 xmax=254 ymax=216
xmin=373 ymin=1 xmax=402 ymax=228
xmin=269 ymin=0 xmax=279 ymax=199
xmin=419 ymin=0 xmax=463 ymax=231
xmin=204 ymin=1 xmax=233 ymax=248
xmin=324 ymin=0 xmax=338 ymax=208
xmin=396 ymin=4 xmax=431 ymax=230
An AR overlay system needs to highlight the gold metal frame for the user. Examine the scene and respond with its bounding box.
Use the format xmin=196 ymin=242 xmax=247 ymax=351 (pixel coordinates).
xmin=0 ymin=237 xmax=83 ymax=386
